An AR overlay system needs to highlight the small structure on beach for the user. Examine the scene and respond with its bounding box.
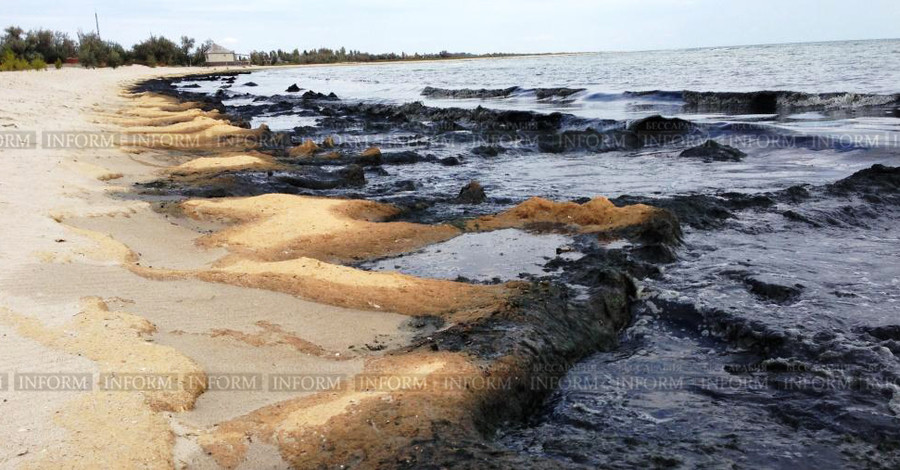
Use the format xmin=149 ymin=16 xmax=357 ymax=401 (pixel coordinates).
xmin=205 ymin=43 xmax=248 ymax=66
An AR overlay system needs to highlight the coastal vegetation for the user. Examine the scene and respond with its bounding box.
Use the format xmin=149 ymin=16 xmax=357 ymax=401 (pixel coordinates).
xmin=0 ymin=25 xmax=216 ymax=69
xmin=1 ymin=24 xmax=519 ymax=71
xmin=0 ymin=26 xmax=71 ymax=70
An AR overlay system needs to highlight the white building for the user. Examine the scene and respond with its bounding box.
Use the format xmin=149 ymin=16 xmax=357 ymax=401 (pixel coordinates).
xmin=205 ymin=43 xmax=239 ymax=65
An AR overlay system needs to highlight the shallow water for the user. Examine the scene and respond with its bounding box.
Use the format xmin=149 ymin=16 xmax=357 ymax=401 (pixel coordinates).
xmin=361 ymin=229 xmax=579 ymax=282
xmin=498 ymin=202 xmax=900 ymax=468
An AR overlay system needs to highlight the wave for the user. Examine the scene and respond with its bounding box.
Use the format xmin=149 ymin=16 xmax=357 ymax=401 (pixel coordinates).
xmin=585 ymin=89 xmax=900 ymax=110
xmin=421 ymin=86 xmax=518 ymax=99
xmin=421 ymin=86 xmax=585 ymax=100
xmin=682 ymin=90 xmax=900 ymax=113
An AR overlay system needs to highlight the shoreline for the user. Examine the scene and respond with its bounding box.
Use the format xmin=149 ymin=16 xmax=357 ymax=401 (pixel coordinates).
xmin=0 ymin=65 xmax=679 ymax=468
xmin=111 ymin=80 xmax=680 ymax=467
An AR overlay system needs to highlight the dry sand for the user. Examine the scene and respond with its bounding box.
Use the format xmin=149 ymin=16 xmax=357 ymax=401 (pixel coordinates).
xmin=0 ymin=66 xmax=418 ymax=469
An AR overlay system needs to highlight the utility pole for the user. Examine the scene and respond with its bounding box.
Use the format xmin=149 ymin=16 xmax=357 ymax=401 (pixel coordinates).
xmin=94 ymin=11 xmax=100 ymax=38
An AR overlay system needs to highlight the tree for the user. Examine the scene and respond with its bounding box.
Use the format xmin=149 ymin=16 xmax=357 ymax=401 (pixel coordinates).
xmin=2 ymin=26 xmax=25 ymax=56
xmin=77 ymin=31 xmax=108 ymax=68
xmin=75 ymin=31 xmax=126 ymax=68
xmin=179 ymin=36 xmax=195 ymax=65
xmin=132 ymin=35 xmax=181 ymax=66
xmin=23 ymin=29 xmax=76 ymax=63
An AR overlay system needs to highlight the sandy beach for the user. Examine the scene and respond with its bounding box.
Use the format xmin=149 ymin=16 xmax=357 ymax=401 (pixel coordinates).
xmin=0 ymin=66 xmax=423 ymax=468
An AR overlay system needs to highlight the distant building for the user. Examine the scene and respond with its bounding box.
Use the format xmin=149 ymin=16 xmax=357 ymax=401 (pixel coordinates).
xmin=205 ymin=43 xmax=247 ymax=66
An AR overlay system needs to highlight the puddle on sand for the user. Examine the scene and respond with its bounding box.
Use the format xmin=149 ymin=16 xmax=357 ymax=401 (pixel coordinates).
xmin=360 ymin=229 xmax=580 ymax=282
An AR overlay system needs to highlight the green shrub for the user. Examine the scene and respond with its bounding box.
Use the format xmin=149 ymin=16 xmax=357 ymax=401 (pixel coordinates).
xmin=0 ymin=49 xmax=31 ymax=71
xmin=0 ymin=49 xmax=14 ymax=69
xmin=77 ymin=42 xmax=100 ymax=68
xmin=107 ymin=50 xmax=122 ymax=68
xmin=54 ymin=57 xmax=62 ymax=69
xmin=30 ymin=57 xmax=46 ymax=70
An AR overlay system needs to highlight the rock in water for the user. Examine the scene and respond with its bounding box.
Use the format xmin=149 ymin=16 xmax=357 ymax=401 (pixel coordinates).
xmin=243 ymin=81 xmax=258 ymax=87
xmin=627 ymin=115 xmax=696 ymax=134
xmin=297 ymin=90 xmax=339 ymax=100
xmin=471 ymin=145 xmax=504 ymax=157
xmin=744 ymin=276 xmax=805 ymax=304
xmin=339 ymin=164 xmax=366 ymax=186
xmin=357 ymin=147 xmax=383 ymax=165
xmin=830 ymin=164 xmax=900 ymax=194
xmin=276 ymin=165 xmax=365 ymax=189
xmin=285 ymin=83 xmax=301 ymax=93
xmin=289 ymin=139 xmax=319 ymax=157
xmin=680 ymin=140 xmax=746 ymax=162
xmin=456 ymin=181 xmax=487 ymax=204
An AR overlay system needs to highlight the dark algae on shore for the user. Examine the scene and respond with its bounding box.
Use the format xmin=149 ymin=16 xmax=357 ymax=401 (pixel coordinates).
xmin=130 ymin=70 xmax=900 ymax=469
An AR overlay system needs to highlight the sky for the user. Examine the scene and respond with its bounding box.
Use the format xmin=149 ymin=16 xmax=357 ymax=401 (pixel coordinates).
xmin=3 ymin=0 xmax=899 ymax=54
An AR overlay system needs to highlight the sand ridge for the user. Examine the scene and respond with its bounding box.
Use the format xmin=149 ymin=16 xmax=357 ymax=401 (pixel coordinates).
xmin=117 ymin=93 xmax=270 ymax=150
xmin=122 ymin=91 xmax=682 ymax=468
xmin=198 ymin=256 xmax=509 ymax=318
xmin=467 ymin=196 xmax=663 ymax=234
xmin=108 ymin=107 xmax=224 ymax=127
xmin=198 ymin=352 xmax=477 ymax=469
xmin=168 ymin=153 xmax=277 ymax=176
xmin=60 ymin=210 xmax=506 ymax=319
xmin=181 ymin=193 xmax=462 ymax=263
xmin=63 ymin=209 xmax=505 ymax=319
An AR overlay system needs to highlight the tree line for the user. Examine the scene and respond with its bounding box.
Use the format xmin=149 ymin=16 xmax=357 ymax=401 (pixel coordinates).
xmin=1 ymin=24 xmax=520 ymax=71
xmin=1 ymin=25 xmax=214 ymax=70
xmin=247 ymin=47 xmax=517 ymax=66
